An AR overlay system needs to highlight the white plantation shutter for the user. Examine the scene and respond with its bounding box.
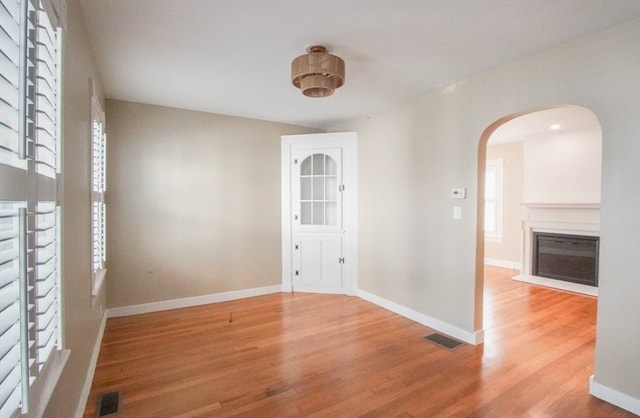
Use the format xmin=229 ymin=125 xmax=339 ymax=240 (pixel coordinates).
xmin=22 ymin=0 xmax=36 ymax=163
xmin=0 ymin=0 xmax=64 ymax=416
xmin=0 ymin=0 xmax=25 ymax=171
xmin=0 ymin=203 xmax=26 ymax=417
xmin=0 ymin=0 xmax=28 ymax=414
xmin=91 ymin=85 xmax=106 ymax=294
xmin=34 ymin=201 xmax=60 ymax=371
xmin=92 ymin=198 xmax=105 ymax=270
xmin=34 ymin=6 xmax=57 ymax=179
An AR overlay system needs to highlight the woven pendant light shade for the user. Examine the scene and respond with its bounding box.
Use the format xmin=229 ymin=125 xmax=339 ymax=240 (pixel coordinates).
xmin=291 ymin=45 xmax=345 ymax=98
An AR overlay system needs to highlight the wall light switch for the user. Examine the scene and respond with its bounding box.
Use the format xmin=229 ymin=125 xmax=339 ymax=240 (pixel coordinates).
xmin=451 ymin=188 xmax=466 ymax=199
xmin=453 ymin=206 xmax=462 ymax=220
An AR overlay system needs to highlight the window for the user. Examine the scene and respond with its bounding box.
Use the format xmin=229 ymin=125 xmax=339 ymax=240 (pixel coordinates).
xmin=91 ymin=82 xmax=106 ymax=296
xmin=0 ymin=0 xmax=67 ymax=416
xmin=299 ymin=153 xmax=338 ymax=226
xmin=485 ymin=158 xmax=504 ymax=242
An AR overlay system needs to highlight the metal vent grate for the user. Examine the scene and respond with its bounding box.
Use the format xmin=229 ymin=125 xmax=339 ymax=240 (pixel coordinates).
xmin=423 ymin=333 xmax=466 ymax=351
xmin=97 ymin=391 xmax=122 ymax=417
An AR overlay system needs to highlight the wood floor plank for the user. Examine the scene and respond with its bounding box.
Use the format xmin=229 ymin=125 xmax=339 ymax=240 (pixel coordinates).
xmin=83 ymin=267 xmax=635 ymax=417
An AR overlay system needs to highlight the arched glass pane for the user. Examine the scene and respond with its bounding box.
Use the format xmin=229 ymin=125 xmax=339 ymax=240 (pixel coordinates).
xmin=313 ymin=154 xmax=324 ymax=175
xmin=325 ymin=157 xmax=336 ymax=175
xmin=301 ymin=156 xmax=312 ymax=175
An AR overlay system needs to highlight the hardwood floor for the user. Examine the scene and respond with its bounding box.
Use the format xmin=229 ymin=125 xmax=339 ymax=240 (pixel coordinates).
xmin=83 ymin=266 xmax=635 ymax=417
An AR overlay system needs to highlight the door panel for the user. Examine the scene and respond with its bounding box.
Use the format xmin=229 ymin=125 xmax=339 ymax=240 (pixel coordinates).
xmin=298 ymin=236 xmax=342 ymax=286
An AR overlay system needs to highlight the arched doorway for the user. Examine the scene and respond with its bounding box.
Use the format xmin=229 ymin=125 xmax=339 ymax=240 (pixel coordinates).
xmin=475 ymin=105 xmax=602 ymax=331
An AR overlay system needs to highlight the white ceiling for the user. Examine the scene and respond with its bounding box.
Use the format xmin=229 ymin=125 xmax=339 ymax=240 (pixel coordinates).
xmin=79 ymin=1 xmax=640 ymax=130
xmin=488 ymin=106 xmax=601 ymax=144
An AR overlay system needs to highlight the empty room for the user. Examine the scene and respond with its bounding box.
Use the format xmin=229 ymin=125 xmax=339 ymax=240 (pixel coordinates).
xmin=1 ymin=1 xmax=639 ymax=417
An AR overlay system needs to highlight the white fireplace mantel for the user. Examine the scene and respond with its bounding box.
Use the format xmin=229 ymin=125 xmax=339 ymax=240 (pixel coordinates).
xmin=514 ymin=202 xmax=600 ymax=296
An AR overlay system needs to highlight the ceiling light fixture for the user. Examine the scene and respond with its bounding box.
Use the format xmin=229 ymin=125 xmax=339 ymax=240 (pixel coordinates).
xmin=550 ymin=123 xmax=561 ymax=130
xmin=291 ymin=45 xmax=345 ymax=98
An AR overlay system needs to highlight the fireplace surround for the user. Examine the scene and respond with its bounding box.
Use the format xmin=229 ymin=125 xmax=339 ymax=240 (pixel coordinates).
xmin=514 ymin=203 xmax=600 ymax=296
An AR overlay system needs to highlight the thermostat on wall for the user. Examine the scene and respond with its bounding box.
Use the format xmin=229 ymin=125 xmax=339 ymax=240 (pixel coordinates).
xmin=451 ymin=188 xmax=466 ymax=199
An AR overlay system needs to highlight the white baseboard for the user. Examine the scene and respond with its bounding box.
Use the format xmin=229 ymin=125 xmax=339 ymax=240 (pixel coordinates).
xmin=344 ymin=286 xmax=358 ymax=297
xmin=357 ymin=289 xmax=484 ymax=345
xmin=485 ymin=258 xmax=522 ymax=271
xmin=107 ymin=285 xmax=283 ymax=318
xmin=74 ymin=312 xmax=108 ymax=418
xmin=513 ymin=274 xmax=598 ymax=297
xmin=290 ymin=284 xmax=346 ymax=295
xmin=590 ymin=375 xmax=640 ymax=415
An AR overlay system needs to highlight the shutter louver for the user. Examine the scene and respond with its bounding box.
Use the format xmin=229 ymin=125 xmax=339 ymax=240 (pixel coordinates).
xmin=34 ymin=201 xmax=58 ymax=370
xmin=23 ymin=0 xmax=36 ymax=162
xmin=23 ymin=208 xmax=38 ymax=384
xmin=0 ymin=0 xmax=25 ymax=170
xmin=34 ymin=5 xmax=56 ymax=178
xmin=0 ymin=202 xmax=24 ymax=417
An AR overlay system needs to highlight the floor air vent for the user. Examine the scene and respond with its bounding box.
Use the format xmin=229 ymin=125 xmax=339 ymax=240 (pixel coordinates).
xmin=97 ymin=391 xmax=122 ymax=417
xmin=423 ymin=333 xmax=466 ymax=351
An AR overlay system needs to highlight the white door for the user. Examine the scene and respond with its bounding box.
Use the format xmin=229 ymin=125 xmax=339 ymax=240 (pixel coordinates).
xmin=281 ymin=133 xmax=357 ymax=294
xmin=292 ymin=148 xmax=344 ymax=291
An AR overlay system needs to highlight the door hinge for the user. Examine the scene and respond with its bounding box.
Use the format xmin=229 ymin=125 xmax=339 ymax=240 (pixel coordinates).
xmin=339 ymin=184 xmax=345 ymax=192
xmin=295 ymin=270 xmax=300 ymax=276
xmin=294 ymin=158 xmax=298 ymax=164
xmin=294 ymin=244 xmax=299 ymax=250
xmin=339 ymin=257 xmax=345 ymax=264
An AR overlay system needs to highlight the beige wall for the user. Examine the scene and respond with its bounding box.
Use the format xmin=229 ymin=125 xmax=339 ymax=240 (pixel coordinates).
xmin=523 ymin=129 xmax=602 ymax=203
xmin=331 ymin=19 xmax=640 ymax=400
xmin=485 ymin=142 xmax=523 ymax=265
xmin=44 ymin=0 xmax=107 ymax=416
xmin=105 ymin=100 xmax=320 ymax=308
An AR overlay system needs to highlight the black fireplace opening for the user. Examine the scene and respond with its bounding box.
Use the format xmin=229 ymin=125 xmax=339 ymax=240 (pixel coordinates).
xmin=532 ymin=232 xmax=599 ymax=287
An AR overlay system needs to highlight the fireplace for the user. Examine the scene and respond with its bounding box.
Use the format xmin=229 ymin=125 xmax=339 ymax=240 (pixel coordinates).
xmin=514 ymin=203 xmax=600 ymax=296
xmin=532 ymin=232 xmax=599 ymax=287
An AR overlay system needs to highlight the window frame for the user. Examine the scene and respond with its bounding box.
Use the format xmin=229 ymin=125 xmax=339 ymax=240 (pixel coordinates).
xmin=484 ymin=158 xmax=504 ymax=242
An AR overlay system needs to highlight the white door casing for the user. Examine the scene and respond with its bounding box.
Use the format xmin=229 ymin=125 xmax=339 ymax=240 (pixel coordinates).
xmin=281 ymin=132 xmax=358 ymax=294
